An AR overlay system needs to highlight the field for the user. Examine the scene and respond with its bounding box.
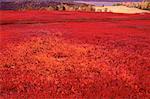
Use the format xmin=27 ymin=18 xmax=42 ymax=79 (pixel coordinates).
xmin=95 ymin=6 xmax=150 ymax=13
xmin=0 ymin=10 xmax=150 ymax=98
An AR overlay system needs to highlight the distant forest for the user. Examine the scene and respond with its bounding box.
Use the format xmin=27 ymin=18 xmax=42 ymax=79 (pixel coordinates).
xmin=0 ymin=0 xmax=143 ymax=2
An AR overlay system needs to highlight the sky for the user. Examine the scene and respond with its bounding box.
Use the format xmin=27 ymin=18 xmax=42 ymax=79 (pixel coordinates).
xmin=0 ymin=0 xmax=142 ymax=1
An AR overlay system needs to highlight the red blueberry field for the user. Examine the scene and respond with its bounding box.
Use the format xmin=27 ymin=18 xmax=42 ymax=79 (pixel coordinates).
xmin=0 ymin=10 xmax=150 ymax=98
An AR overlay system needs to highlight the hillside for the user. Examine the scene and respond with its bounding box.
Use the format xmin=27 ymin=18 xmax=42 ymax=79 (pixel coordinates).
xmin=0 ymin=1 xmax=95 ymax=11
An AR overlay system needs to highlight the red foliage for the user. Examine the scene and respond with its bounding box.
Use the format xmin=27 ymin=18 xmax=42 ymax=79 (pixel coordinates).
xmin=0 ymin=10 xmax=150 ymax=98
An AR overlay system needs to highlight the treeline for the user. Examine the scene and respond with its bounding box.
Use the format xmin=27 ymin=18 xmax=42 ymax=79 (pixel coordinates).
xmin=0 ymin=1 xmax=95 ymax=12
